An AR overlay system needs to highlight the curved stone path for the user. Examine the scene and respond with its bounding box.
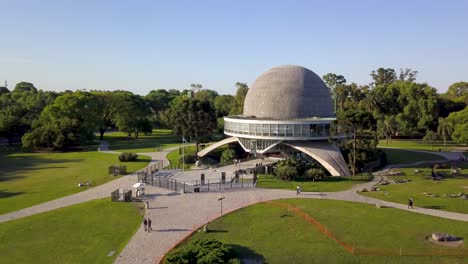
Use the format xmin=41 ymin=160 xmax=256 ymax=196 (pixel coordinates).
xmin=0 ymin=145 xmax=466 ymax=264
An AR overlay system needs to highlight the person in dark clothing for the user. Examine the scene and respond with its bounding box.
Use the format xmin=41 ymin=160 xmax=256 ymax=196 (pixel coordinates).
xmin=408 ymin=197 xmax=414 ymax=209
xmin=143 ymin=218 xmax=148 ymax=231
xmin=147 ymin=218 xmax=152 ymax=232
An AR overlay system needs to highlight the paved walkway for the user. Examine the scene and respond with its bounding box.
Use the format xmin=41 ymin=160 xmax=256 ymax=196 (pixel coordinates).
xmin=1 ymin=146 xmax=467 ymax=264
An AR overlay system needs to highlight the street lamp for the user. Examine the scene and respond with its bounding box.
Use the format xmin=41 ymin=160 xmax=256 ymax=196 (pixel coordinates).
xmin=218 ymin=194 xmax=225 ymax=216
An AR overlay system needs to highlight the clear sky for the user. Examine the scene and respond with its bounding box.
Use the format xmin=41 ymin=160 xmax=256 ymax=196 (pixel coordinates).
xmin=1 ymin=0 xmax=467 ymax=95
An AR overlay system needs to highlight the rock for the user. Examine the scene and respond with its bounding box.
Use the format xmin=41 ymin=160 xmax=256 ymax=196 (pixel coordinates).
xmin=195 ymin=160 xmax=202 ymax=167
xmin=381 ymin=181 xmax=389 ymax=185
xmin=360 ymin=188 xmax=368 ymax=192
xmin=414 ymin=169 xmax=420 ymax=173
xmin=461 ymin=194 xmax=468 ymax=200
xmin=371 ymin=187 xmax=378 ymax=191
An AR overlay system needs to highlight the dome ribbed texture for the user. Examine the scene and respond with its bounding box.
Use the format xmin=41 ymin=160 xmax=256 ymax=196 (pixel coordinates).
xmin=243 ymin=65 xmax=334 ymax=119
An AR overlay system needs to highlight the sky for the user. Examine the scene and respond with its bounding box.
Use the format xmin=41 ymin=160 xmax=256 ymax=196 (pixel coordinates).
xmin=1 ymin=0 xmax=467 ymax=95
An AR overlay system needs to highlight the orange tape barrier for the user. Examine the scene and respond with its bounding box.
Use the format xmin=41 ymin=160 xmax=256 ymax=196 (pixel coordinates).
xmin=264 ymin=200 xmax=355 ymax=254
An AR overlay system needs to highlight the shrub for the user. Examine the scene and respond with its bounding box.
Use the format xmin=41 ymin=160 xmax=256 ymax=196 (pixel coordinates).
xmin=220 ymin=149 xmax=236 ymax=164
xmin=275 ymin=164 xmax=298 ymax=181
xmin=118 ymin=152 xmax=138 ymax=162
xmin=179 ymin=154 xmax=197 ymax=164
xmin=305 ymin=168 xmax=326 ymax=181
xmin=165 ymin=239 xmax=236 ymax=264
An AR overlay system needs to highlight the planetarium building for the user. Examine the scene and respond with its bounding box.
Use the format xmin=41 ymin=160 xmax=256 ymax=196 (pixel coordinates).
xmin=198 ymin=65 xmax=351 ymax=176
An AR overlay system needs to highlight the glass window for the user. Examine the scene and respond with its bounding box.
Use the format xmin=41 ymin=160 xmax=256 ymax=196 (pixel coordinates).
xmin=262 ymin=124 xmax=269 ymax=136
xmin=286 ymin=124 xmax=293 ymax=137
xmin=279 ymin=124 xmax=286 ymax=137
xmin=256 ymin=124 xmax=262 ymax=135
xmin=271 ymin=124 xmax=279 ymax=136
xmin=310 ymin=124 xmax=317 ymax=137
xmin=294 ymin=124 xmax=301 ymax=137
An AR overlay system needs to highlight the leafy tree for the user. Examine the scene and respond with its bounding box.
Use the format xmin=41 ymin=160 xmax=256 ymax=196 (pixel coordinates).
xmin=213 ymin=95 xmax=235 ymax=117
xmin=398 ymin=68 xmax=418 ymax=82
xmin=0 ymin=86 xmax=10 ymax=94
xmin=167 ymin=95 xmax=217 ymax=153
xmin=323 ymin=73 xmax=347 ymax=109
xmin=229 ymin=82 xmax=248 ymax=115
xmin=337 ymin=110 xmax=377 ymax=176
xmin=447 ymin=82 xmax=468 ymax=97
xmin=220 ymin=149 xmax=235 ymax=164
xmin=422 ymin=130 xmax=440 ymax=151
xmin=114 ymin=92 xmax=152 ymax=138
xmin=370 ymin=68 xmax=396 ymax=87
xmin=437 ymin=118 xmax=453 ymax=149
xmin=382 ymin=116 xmax=398 ymax=143
xmin=194 ymin=89 xmax=218 ymax=104
xmin=14 ymin=82 xmax=37 ymax=93
xmin=275 ymin=164 xmax=298 ymax=181
xmin=446 ymin=107 xmax=468 ymax=144
xmin=92 ymin=91 xmax=120 ymax=139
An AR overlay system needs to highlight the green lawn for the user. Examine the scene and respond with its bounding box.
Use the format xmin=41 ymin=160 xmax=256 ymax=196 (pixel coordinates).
xmin=0 ymin=151 xmax=150 ymax=214
xmin=382 ymin=148 xmax=447 ymax=165
xmin=362 ymin=163 xmax=468 ymax=214
xmin=166 ymin=145 xmax=197 ymax=169
xmin=256 ymin=174 xmax=371 ymax=192
xmin=0 ymin=198 xmax=143 ymax=264
xmin=103 ymin=129 xmax=180 ymax=153
xmin=378 ymin=139 xmax=464 ymax=152
xmin=177 ymin=199 xmax=468 ymax=264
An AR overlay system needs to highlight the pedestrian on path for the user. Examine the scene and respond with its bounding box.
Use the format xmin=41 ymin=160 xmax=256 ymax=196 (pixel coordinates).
xmin=296 ymin=186 xmax=301 ymax=195
xmin=408 ymin=197 xmax=414 ymax=209
xmin=143 ymin=218 xmax=148 ymax=231
xmin=147 ymin=218 xmax=152 ymax=232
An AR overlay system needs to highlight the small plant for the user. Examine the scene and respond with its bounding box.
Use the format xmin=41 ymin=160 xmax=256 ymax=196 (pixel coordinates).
xmin=220 ymin=149 xmax=236 ymax=164
xmin=118 ymin=152 xmax=138 ymax=162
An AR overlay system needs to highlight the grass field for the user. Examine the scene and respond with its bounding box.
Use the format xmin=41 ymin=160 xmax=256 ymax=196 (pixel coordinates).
xmin=362 ymin=163 xmax=468 ymax=214
xmin=256 ymin=174 xmax=371 ymax=192
xmin=382 ymin=148 xmax=447 ymax=165
xmin=166 ymin=145 xmax=197 ymax=169
xmin=0 ymin=151 xmax=150 ymax=214
xmin=0 ymin=198 xmax=143 ymax=264
xmin=378 ymin=139 xmax=464 ymax=152
xmin=103 ymin=129 xmax=180 ymax=153
xmin=177 ymin=199 xmax=468 ymax=264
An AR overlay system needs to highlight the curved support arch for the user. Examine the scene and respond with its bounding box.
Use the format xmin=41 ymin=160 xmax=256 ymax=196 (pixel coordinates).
xmin=197 ymin=137 xmax=239 ymax=158
xmin=283 ymin=141 xmax=351 ymax=176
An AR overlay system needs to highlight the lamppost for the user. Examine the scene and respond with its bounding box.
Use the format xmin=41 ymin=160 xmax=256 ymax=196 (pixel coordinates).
xmin=218 ymin=194 xmax=225 ymax=216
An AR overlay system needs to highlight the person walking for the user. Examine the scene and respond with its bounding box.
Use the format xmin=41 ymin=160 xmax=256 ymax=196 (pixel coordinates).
xmin=147 ymin=218 xmax=152 ymax=232
xmin=408 ymin=197 xmax=414 ymax=209
xmin=143 ymin=218 xmax=148 ymax=231
xmin=296 ymin=186 xmax=301 ymax=195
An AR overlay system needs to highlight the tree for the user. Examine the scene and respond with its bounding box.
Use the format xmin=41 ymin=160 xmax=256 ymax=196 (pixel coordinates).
xmin=446 ymin=107 xmax=468 ymax=144
xmin=220 ymin=149 xmax=235 ymax=164
xmin=305 ymin=168 xmax=326 ymax=181
xmin=398 ymin=68 xmax=418 ymax=82
xmin=323 ymin=73 xmax=346 ymax=92
xmin=275 ymin=164 xmax=298 ymax=181
xmin=213 ymin=95 xmax=235 ymax=117
xmin=14 ymin=82 xmax=37 ymax=93
xmin=447 ymin=82 xmax=468 ymax=97
xmin=422 ymin=130 xmax=440 ymax=150
xmin=229 ymin=82 xmax=248 ymax=115
xmin=167 ymin=95 xmax=217 ymax=153
xmin=337 ymin=110 xmax=377 ymax=176
xmin=370 ymin=68 xmax=396 ymax=87
xmin=114 ymin=92 xmax=152 ymax=138
xmin=0 ymin=86 xmax=10 ymax=95
xmin=437 ymin=118 xmax=453 ymax=149
xmin=382 ymin=116 xmax=398 ymax=143
xmin=194 ymin=89 xmax=218 ymax=104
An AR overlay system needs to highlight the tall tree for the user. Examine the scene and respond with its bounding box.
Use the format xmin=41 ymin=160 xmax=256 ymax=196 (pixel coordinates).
xmin=447 ymin=82 xmax=468 ymax=97
xmin=0 ymin=86 xmax=10 ymax=95
xmin=370 ymin=68 xmax=396 ymax=87
xmin=437 ymin=118 xmax=453 ymax=149
xmin=446 ymin=107 xmax=468 ymax=144
xmin=382 ymin=116 xmax=398 ymax=144
xmin=167 ymin=95 xmax=217 ymax=153
xmin=14 ymin=82 xmax=37 ymax=93
xmin=398 ymin=68 xmax=418 ymax=82
xmin=229 ymin=82 xmax=248 ymax=115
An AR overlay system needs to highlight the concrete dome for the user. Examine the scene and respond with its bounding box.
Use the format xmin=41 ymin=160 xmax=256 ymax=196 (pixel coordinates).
xmin=243 ymin=65 xmax=334 ymax=119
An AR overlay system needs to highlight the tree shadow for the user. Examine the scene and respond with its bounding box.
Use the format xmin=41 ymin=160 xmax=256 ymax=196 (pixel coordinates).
xmin=229 ymin=244 xmax=266 ymax=263
xmin=0 ymin=189 xmax=25 ymax=198
xmin=0 ymin=152 xmax=84 ymax=183
xmin=156 ymin=228 xmax=191 ymax=232
xmin=421 ymin=205 xmax=446 ymax=210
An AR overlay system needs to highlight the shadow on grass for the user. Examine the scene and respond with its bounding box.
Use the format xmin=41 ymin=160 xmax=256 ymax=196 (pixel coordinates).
xmin=156 ymin=228 xmax=191 ymax=232
xmin=0 ymin=189 xmax=25 ymax=198
xmin=0 ymin=153 xmax=84 ymax=183
xmin=280 ymin=213 xmax=293 ymax=218
xmin=421 ymin=205 xmax=446 ymax=210
xmin=207 ymin=229 xmax=228 ymax=233
xmin=229 ymin=244 xmax=266 ymax=263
